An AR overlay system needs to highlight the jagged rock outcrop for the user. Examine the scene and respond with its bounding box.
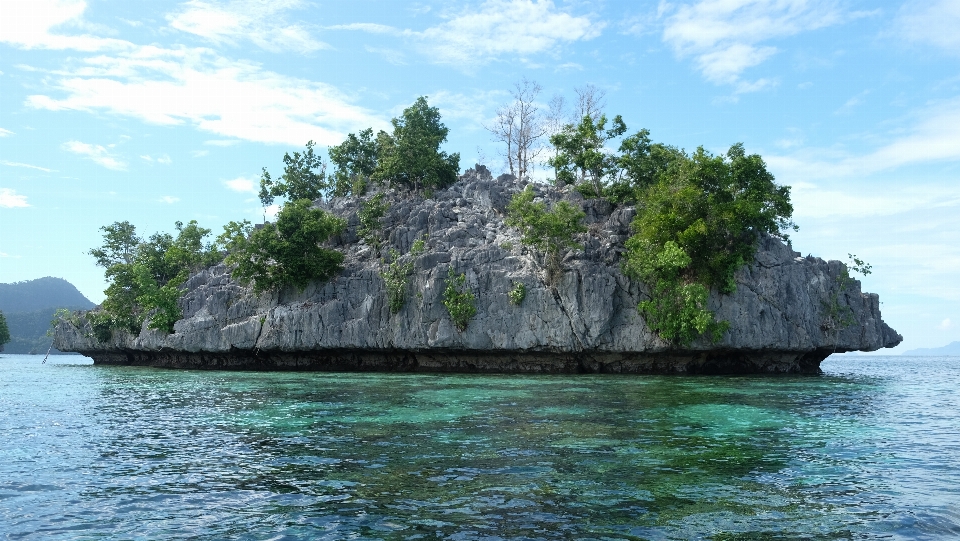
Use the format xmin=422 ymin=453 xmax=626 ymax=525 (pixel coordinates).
xmin=54 ymin=166 xmax=901 ymax=373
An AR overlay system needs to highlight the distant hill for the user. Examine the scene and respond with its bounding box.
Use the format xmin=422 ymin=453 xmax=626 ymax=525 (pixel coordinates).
xmin=902 ymin=341 xmax=960 ymax=356
xmin=0 ymin=277 xmax=96 ymax=355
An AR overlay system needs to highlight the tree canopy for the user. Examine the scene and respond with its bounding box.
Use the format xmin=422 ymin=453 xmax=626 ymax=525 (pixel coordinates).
xmin=259 ymin=140 xmax=328 ymax=208
xmin=329 ymin=128 xmax=381 ymax=197
xmin=623 ymin=143 xmax=795 ymax=345
xmin=373 ymin=96 xmax=460 ymax=192
xmin=218 ymin=199 xmax=346 ymax=294
xmin=88 ymin=220 xmax=221 ymax=336
xmin=0 ymin=310 xmax=10 ymax=348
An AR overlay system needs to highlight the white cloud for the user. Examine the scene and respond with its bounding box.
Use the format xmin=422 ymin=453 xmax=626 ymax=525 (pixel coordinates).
xmin=27 ymin=46 xmax=387 ymax=146
xmin=329 ymin=23 xmax=401 ymax=34
xmin=191 ymin=150 xmax=209 ymax=157
xmin=767 ymin=98 xmax=960 ymax=188
xmin=337 ymin=0 xmax=601 ymax=67
xmin=204 ymin=139 xmax=241 ymax=147
xmin=264 ymin=203 xmax=280 ymax=221
xmin=898 ymin=0 xmax=960 ymax=53
xmin=1 ymin=160 xmax=55 ymax=172
xmin=167 ymin=0 xmax=327 ymax=53
xmin=0 ymin=0 xmax=132 ymax=51
xmin=0 ymin=188 xmax=30 ymax=208
xmin=62 ymin=140 xmax=126 ymax=170
xmin=787 ymin=181 xmax=937 ymax=219
xmin=224 ymin=176 xmax=257 ymax=193
xmin=661 ymin=0 xmax=848 ymax=90
xmin=0 ymin=128 xmax=13 ymax=136
xmin=159 ymin=196 xmax=180 ymax=204
xmin=365 ymin=46 xmax=407 ymax=65
xmin=141 ymin=154 xmax=172 ymax=164
xmin=938 ymin=318 xmax=953 ymax=330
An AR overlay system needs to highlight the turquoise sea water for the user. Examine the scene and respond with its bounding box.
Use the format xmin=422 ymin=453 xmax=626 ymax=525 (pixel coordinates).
xmin=1 ymin=354 xmax=958 ymax=540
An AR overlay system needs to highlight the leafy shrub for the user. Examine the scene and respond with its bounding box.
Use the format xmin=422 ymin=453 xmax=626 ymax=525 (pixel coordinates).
xmin=443 ymin=268 xmax=477 ymax=332
xmin=823 ymin=254 xmax=873 ymax=333
xmin=411 ymin=234 xmax=428 ymax=256
xmin=219 ymin=199 xmax=346 ymax=294
xmin=506 ymin=186 xmax=586 ymax=284
xmin=357 ymin=193 xmax=390 ymax=253
xmin=508 ymin=281 xmax=526 ymax=306
xmin=0 ymin=310 xmax=10 ymax=348
xmin=624 ymin=144 xmax=795 ymax=346
xmin=381 ymin=249 xmax=414 ymax=314
xmin=372 ymin=97 xmax=460 ymax=192
xmin=258 ymin=141 xmax=328 ymax=207
xmin=88 ymin=220 xmax=221 ymax=335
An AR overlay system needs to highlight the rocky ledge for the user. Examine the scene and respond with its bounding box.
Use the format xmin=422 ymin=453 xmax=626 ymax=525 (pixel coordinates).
xmin=54 ymin=167 xmax=902 ymax=373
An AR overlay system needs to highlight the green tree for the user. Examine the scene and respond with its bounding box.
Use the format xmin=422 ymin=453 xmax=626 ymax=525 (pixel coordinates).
xmin=219 ymin=199 xmax=346 ymax=294
xmin=506 ymin=185 xmax=586 ymax=284
xmin=373 ymin=97 xmax=460 ymax=192
xmin=0 ymin=310 xmax=10 ymax=350
xmin=623 ymin=143 xmax=795 ymax=345
xmin=442 ymin=268 xmax=476 ymax=332
xmin=606 ymin=129 xmax=686 ymax=204
xmin=89 ymin=220 xmax=220 ymax=336
xmin=329 ymin=128 xmax=381 ymax=197
xmin=357 ymin=193 xmax=390 ymax=254
xmin=548 ymin=113 xmax=627 ymax=196
xmin=259 ymin=141 xmax=328 ymax=209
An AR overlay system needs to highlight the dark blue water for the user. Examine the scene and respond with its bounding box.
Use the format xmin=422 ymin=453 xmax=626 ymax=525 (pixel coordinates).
xmin=1 ymin=354 xmax=958 ymax=540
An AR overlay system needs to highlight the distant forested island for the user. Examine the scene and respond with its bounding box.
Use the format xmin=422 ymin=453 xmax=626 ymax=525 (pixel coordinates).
xmin=902 ymin=342 xmax=960 ymax=356
xmin=0 ymin=277 xmax=95 ymax=354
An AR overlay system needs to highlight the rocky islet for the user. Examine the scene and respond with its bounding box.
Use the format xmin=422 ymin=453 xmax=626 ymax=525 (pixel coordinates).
xmin=53 ymin=166 xmax=902 ymax=373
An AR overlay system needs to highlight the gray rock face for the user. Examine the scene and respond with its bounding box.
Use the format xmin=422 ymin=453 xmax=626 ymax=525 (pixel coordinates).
xmin=54 ymin=167 xmax=901 ymax=373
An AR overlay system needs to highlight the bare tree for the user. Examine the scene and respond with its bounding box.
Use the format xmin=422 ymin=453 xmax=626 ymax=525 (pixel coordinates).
xmin=573 ymin=84 xmax=607 ymax=123
xmin=544 ymin=94 xmax=567 ymax=183
xmin=485 ymin=78 xmax=546 ymax=181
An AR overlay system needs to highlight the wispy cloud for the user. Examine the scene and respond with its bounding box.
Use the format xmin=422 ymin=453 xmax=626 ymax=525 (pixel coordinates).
xmin=0 ymin=188 xmax=30 ymax=208
xmin=27 ymin=46 xmax=387 ymax=146
xmin=768 ymin=97 xmax=960 ymax=183
xmin=1 ymin=160 xmax=55 ymax=172
xmin=223 ymin=176 xmax=257 ymax=193
xmin=0 ymin=128 xmax=13 ymax=137
xmin=0 ymin=0 xmax=133 ymax=51
xmin=204 ymin=139 xmax=241 ymax=147
xmin=661 ymin=0 xmax=853 ymax=92
xmin=897 ymin=0 xmax=960 ymax=53
xmin=158 ymin=196 xmax=180 ymax=204
xmin=167 ymin=0 xmax=328 ymax=53
xmin=191 ymin=150 xmax=209 ymax=158
xmin=61 ymin=140 xmax=126 ymax=170
xmin=336 ymin=0 xmax=602 ymax=68
xmin=141 ymin=154 xmax=172 ymax=164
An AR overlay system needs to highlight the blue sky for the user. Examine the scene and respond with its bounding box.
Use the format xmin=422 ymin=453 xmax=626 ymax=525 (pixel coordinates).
xmin=2 ymin=0 xmax=959 ymax=353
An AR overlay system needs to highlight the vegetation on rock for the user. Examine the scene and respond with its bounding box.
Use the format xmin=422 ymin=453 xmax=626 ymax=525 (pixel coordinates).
xmin=357 ymin=193 xmax=390 ymax=254
xmin=443 ymin=268 xmax=476 ymax=332
xmin=87 ymin=220 xmax=220 ymax=335
xmin=218 ymin=200 xmax=346 ymax=295
xmin=372 ymin=97 xmax=460 ymax=192
xmin=506 ymin=185 xmax=586 ymax=284
xmin=258 ymin=140 xmax=328 ymax=209
xmin=0 ymin=310 xmax=10 ymax=349
xmin=623 ymin=143 xmax=796 ymax=345
xmin=508 ymin=282 xmax=526 ymax=306
xmin=380 ymin=249 xmax=414 ymax=314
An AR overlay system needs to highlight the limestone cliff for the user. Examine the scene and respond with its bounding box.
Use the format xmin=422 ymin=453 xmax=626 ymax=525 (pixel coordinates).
xmin=54 ymin=167 xmax=901 ymax=373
